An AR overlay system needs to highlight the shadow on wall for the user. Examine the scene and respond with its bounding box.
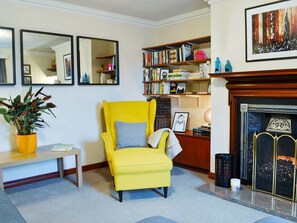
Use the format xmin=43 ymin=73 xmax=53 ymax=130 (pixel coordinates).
xmin=80 ymin=102 xmax=107 ymax=165
xmin=84 ymin=103 xmax=107 ymax=164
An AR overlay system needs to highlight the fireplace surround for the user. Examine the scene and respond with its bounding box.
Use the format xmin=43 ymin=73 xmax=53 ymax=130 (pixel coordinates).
xmin=210 ymin=69 xmax=297 ymax=181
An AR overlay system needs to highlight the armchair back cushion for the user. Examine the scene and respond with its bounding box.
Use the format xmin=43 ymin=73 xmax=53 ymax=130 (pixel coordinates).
xmin=103 ymin=100 xmax=156 ymax=150
xmin=115 ymin=121 xmax=147 ymax=148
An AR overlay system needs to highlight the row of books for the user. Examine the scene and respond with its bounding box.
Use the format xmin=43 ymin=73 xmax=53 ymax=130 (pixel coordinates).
xmin=155 ymin=115 xmax=171 ymax=130
xmin=143 ymin=67 xmax=210 ymax=82
xmin=143 ymin=44 xmax=193 ymax=66
xmin=144 ymin=82 xmax=185 ymax=95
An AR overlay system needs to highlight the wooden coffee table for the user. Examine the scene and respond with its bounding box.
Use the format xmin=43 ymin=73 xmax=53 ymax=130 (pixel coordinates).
xmin=0 ymin=144 xmax=83 ymax=190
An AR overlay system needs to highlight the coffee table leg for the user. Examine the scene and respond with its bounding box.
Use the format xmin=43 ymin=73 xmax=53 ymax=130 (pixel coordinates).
xmin=57 ymin=158 xmax=64 ymax=178
xmin=0 ymin=168 xmax=4 ymax=190
xmin=75 ymin=153 xmax=83 ymax=188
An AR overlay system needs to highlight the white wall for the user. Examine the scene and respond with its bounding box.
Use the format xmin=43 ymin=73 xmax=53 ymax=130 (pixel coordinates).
xmin=210 ymin=0 xmax=297 ymax=173
xmin=0 ymin=2 xmax=155 ymax=181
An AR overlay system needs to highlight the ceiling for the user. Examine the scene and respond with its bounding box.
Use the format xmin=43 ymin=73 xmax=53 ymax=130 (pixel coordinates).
xmin=53 ymin=0 xmax=210 ymax=21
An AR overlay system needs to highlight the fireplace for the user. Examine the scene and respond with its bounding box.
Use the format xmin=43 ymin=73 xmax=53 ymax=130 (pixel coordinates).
xmin=239 ymin=102 xmax=297 ymax=184
xmin=209 ymin=69 xmax=297 ymax=199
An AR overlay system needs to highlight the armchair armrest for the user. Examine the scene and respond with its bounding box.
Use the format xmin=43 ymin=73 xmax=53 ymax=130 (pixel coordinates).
xmin=155 ymin=131 xmax=169 ymax=153
xmin=101 ymin=132 xmax=115 ymax=162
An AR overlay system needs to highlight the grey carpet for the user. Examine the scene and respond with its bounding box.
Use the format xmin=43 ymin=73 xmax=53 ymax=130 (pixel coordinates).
xmin=4 ymin=167 xmax=291 ymax=223
xmin=0 ymin=188 xmax=26 ymax=223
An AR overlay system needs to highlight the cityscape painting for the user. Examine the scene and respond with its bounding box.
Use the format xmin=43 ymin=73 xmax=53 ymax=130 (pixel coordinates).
xmin=245 ymin=1 xmax=297 ymax=62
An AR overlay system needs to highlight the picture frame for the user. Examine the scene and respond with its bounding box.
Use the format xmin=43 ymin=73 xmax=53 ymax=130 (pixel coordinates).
xmin=176 ymin=83 xmax=186 ymax=94
xmin=23 ymin=75 xmax=32 ymax=84
xmin=172 ymin=112 xmax=189 ymax=132
xmin=160 ymin=68 xmax=169 ymax=80
xmin=63 ymin=54 xmax=72 ymax=80
xmin=23 ymin=64 xmax=31 ymax=75
xmin=245 ymin=1 xmax=297 ymax=62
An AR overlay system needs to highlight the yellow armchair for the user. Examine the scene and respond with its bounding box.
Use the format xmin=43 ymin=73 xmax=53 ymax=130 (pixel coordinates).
xmin=101 ymin=99 xmax=172 ymax=202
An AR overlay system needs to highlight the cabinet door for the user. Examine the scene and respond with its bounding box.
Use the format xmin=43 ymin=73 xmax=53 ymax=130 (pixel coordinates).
xmin=174 ymin=136 xmax=198 ymax=167
xmin=195 ymin=138 xmax=210 ymax=170
xmin=174 ymin=134 xmax=210 ymax=171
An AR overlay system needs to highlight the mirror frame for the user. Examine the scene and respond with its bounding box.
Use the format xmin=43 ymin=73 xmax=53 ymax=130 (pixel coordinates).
xmin=77 ymin=36 xmax=119 ymax=85
xmin=0 ymin=26 xmax=16 ymax=85
xmin=20 ymin=29 xmax=74 ymax=86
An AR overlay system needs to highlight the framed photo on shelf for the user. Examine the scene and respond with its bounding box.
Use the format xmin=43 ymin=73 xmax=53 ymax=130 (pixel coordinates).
xmin=160 ymin=68 xmax=169 ymax=80
xmin=23 ymin=64 xmax=31 ymax=75
xmin=23 ymin=76 xmax=32 ymax=84
xmin=63 ymin=54 xmax=72 ymax=80
xmin=245 ymin=1 xmax=297 ymax=62
xmin=172 ymin=112 xmax=189 ymax=133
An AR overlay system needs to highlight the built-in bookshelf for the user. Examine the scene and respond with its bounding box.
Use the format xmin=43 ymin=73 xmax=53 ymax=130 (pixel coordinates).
xmin=142 ymin=36 xmax=211 ymax=96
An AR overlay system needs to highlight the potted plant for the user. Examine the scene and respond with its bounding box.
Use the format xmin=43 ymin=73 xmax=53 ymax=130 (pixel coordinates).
xmin=0 ymin=87 xmax=56 ymax=153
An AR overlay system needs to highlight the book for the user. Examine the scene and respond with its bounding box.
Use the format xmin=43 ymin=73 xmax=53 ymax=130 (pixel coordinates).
xmin=51 ymin=143 xmax=73 ymax=152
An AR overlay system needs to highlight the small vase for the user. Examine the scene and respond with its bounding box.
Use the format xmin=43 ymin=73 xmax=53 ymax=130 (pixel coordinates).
xmin=17 ymin=133 xmax=37 ymax=153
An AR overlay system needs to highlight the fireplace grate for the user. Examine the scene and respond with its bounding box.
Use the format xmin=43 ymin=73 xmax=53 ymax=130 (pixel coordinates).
xmin=252 ymin=132 xmax=297 ymax=202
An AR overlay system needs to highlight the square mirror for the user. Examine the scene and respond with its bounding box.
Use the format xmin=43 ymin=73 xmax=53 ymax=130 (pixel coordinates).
xmin=20 ymin=29 xmax=74 ymax=85
xmin=77 ymin=36 xmax=119 ymax=85
xmin=0 ymin=26 xmax=15 ymax=85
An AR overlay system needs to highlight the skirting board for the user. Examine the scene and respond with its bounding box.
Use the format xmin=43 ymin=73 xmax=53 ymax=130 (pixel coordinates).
xmin=208 ymin=172 xmax=215 ymax=179
xmin=3 ymin=161 xmax=108 ymax=189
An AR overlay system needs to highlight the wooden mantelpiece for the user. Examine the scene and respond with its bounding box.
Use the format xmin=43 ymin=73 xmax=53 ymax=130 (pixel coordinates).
xmin=210 ymin=68 xmax=297 ymax=178
xmin=209 ymin=68 xmax=297 ymax=82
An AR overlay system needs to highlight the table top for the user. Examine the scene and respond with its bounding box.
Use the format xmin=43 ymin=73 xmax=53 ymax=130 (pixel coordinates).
xmin=0 ymin=144 xmax=80 ymax=168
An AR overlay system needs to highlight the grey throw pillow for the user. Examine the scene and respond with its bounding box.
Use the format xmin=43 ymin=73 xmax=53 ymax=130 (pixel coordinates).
xmin=115 ymin=121 xmax=147 ymax=149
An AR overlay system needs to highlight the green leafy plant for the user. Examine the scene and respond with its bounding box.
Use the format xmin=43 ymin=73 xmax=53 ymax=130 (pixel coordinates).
xmin=0 ymin=87 xmax=56 ymax=135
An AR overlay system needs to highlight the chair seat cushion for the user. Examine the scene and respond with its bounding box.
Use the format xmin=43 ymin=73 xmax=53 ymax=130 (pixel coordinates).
xmin=113 ymin=147 xmax=162 ymax=156
xmin=112 ymin=153 xmax=172 ymax=174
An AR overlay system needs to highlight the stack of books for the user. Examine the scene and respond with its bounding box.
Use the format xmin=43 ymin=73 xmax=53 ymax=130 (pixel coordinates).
xmin=193 ymin=125 xmax=211 ymax=136
xmin=51 ymin=143 xmax=74 ymax=152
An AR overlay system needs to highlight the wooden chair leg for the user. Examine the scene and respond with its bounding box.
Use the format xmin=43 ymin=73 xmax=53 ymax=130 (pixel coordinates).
xmin=164 ymin=187 xmax=168 ymax=198
xmin=118 ymin=190 xmax=123 ymax=202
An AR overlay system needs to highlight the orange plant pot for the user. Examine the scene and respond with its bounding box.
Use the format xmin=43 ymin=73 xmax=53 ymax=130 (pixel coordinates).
xmin=17 ymin=133 xmax=37 ymax=153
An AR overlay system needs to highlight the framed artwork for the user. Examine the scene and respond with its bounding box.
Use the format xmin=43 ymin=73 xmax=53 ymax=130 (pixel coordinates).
xmin=176 ymin=83 xmax=186 ymax=94
xmin=245 ymin=1 xmax=297 ymax=62
xmin=23 ymin=64 xmax=31 ymax=75
xmin=23 ymin=75 xmax=32 ymax=84
xmin=160 ymin=68 xmax=169 ymax=80
xmin=63 ymin=54 xmax=72 ymax=80
xmin=172 ymin=112 xmax=189 ymax=133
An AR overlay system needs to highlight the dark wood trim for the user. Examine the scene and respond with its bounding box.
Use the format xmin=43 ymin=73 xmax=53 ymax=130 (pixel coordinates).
xmin=209 ymin=68 xmax=297 ymax=82
xmin=208 ymin=172 xmax=215 ymax=180
xmin=4 ymin=161 xmax=108 ymax=189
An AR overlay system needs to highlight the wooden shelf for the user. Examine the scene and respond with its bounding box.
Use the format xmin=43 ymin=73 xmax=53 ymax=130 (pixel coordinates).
xmin=143 ymin=78 xmax=210 ymax=83
xmin=142 ymin=36 xmax=211 ymax=51
xmin=143 ymin=36 xmax=211 ymax=96
xmin=47 ymin=68 xmax=56 ymax=72
xmin=143 ymin=58 xmax=211 ymax=68
xmin=96 ymin=54 xmax=115 ymax=59
xmin=143 ymin=93 xmax=210 ymax=96
xmin=97 ymin=70 xmax=116 ymax=74
xmin=209 ymin=68 xmax=297 ymax=82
